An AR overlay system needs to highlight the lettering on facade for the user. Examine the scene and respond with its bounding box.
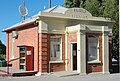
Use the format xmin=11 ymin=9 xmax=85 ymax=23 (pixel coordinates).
xmin=74 ymin=8 xmax=86 ymax=13
xmin=65 ymin=8 xmax=92 ymax=19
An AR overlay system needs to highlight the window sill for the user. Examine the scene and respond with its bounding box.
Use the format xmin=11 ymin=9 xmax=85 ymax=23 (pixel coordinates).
xmin=49 ymin=60 xmax=63 ymax=64
xmin=88 ymin=60 xmax=101 ymax=64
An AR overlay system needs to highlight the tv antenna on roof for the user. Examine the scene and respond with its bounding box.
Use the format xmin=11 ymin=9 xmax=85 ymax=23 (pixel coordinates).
xmin=19 ymin=0 xmax=28 ymax=21
xmin=48 ymin=0 xmax=52 ymax=8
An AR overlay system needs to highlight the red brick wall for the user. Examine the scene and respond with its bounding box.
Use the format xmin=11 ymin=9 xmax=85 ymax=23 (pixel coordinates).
xmin=39 ymin=34 xmax=65 ymax=73
xmin=6 ymin=33 xmax=11 ymax=62
xmin=38 ymin=33 xmax=49 ymax=72
xmin=67 ymin=32 xmax=77 ymax=71
xmin=86 ymin=33 xmax=103 ymax=73
xmin=6 ymin=24 xmax=39 ymax=71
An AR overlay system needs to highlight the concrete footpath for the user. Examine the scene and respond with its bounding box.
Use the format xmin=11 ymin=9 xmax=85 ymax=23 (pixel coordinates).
xmin=0 ymin=73 xmax=120 ymax=81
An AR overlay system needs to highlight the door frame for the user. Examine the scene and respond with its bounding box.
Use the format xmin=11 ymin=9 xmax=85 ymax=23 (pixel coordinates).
xmin=70 ymin=42 xmax=77 ymax=71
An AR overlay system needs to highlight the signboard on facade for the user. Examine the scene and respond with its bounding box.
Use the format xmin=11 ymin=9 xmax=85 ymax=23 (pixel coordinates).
xmin=65 ymin=8 xmax=92 ymax=19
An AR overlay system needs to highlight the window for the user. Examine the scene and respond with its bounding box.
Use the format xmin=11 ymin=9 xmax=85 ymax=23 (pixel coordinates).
xmin=11 ymin=37 xmax=15 ymax=59
xmin=50 ymin=36 xmax=62 ymax=61
xmin=88 ymin=37 xmax=99 ymax=62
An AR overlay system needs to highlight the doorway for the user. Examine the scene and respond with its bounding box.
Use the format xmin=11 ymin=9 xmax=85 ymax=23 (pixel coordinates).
xmin=72 ymin=43 xmax=77 ymax=70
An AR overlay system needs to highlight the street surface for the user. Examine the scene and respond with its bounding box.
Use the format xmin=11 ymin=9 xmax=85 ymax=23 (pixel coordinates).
xmin=0 ymin=73 xmax=120 ymax=81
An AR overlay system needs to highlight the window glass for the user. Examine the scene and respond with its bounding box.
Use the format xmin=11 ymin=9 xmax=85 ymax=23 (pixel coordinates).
xmin=88 ymin=37 xmax=99 ymax=62
xmin=20 ymin=47 xmax=26 ymax=51
xmin=50 ymin=37 xmax=62 ymax=61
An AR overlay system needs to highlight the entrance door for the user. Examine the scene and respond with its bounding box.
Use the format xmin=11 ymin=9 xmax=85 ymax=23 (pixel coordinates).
xmin=26 ymin=46 xmax=34 ymax=71
xmin=72 ymin=43 xmax=77 ymax=70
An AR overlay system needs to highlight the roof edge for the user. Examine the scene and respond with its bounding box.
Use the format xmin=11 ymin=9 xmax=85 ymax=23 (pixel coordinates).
xmin=2 ymin=21 xmax=36 ymax=32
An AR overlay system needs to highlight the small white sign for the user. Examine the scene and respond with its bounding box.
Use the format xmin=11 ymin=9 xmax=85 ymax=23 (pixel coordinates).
xmin=27 ymin=51 xmax=31 ymax=55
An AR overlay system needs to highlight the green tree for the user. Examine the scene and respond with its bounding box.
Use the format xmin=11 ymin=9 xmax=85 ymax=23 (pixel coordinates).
xmin=64 ymin=0 xmax=86 ymax=8
xmin=83 ymin=0 xmax=101 ymax=17
xmin=0 ymin=40 xmax=6 ymax=55
xmin=101 ymin=0 xmax=119 ymax=60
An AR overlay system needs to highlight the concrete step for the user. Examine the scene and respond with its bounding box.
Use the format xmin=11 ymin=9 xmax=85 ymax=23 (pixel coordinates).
xmin=0 ymin=67 xmax=37 ymax=76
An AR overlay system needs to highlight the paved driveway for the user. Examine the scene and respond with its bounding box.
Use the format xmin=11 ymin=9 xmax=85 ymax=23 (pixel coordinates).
xmin=0 ymin=73 xmax=120 ymax=81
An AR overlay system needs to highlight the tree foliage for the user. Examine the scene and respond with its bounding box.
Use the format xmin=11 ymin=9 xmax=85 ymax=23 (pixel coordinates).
xmin=102 ymin=0 xmax=119 ymax=60
xmin=64 ymin=0 xmax=119 ymax=60
xmin=65 ymin=0 xmax=86 ymax=8
xmin=83 ymin=0 xmax=101 ymax=17
xmin=0 ymin=40 xmax=6 ymax=55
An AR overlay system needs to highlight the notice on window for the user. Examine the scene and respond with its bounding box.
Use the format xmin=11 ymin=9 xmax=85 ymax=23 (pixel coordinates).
xmin=27 ymin=51 xmax=31 ymax=55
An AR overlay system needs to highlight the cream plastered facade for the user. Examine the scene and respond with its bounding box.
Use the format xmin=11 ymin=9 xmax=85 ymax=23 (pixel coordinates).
xmin=37 ymin=7 xmax=112 ymax=74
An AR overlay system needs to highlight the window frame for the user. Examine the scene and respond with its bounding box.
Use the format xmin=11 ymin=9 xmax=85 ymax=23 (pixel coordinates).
xmin=88 ymin=36 xmax=100 ymax=63
xmin=50 ymin=36 xmax=62 ymax=61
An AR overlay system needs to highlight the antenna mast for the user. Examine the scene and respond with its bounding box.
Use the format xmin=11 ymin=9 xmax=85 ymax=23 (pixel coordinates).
xmin=48 ymin=0 xmax=51 ymax=8
xmin=19 ymin=0 xmax=28 ymax=21
xmin=23 ymin=1 xmax=25 ymax=20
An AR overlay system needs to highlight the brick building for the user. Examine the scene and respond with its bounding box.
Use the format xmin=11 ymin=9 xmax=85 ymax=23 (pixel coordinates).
xmin=3 ymin=6 xmax=112 ymax=75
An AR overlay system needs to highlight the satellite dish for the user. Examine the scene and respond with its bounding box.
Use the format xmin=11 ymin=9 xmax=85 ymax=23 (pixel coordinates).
xmin=19 ymin=3 xmax=28 ymax=17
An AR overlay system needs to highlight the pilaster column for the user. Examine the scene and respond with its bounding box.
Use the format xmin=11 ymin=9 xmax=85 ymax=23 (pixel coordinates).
xmin=102 ymin=26 xmax=109 ymax=74
xmin=65 ymin=31 xmax=68 ymax=71
xmin=77 ymin=30 xmax=86 ymax=74
xmin=39 ymin=21 xmax=48 ymax=33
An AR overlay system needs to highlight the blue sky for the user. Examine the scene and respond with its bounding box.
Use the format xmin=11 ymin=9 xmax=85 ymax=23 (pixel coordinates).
xmin=0 ymin=0 xmax=64 ymax=44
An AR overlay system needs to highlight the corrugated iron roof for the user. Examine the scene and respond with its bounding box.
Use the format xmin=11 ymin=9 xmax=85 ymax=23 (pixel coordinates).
xmin=44 ymin=5 xmax=68 ymax=14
